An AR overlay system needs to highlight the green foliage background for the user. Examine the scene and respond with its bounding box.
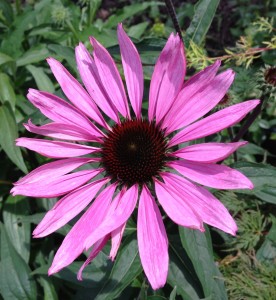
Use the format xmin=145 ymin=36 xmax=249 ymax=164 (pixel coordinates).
xmin=0 ymin=0 xmax=275 ymax=299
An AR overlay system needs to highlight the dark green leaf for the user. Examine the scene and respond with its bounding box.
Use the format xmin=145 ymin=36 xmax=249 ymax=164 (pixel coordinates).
xmin=48 ymin=44 xmax=76 ymax=73
xmin=179 ymin=226 xmax=227 ymax=299
xmin=93 ymin=234 xmax=143 ymax=300
xmin=0 ymin=103 xmax=28 ymax=173
xmin=0 ymin=72 xmax=16 ymax=109
xmin=168 ymin=242 xmax=201 ymax=300
xmin=16 ymin=44 xmax=50 ymax=67
xmin=232 ymin=162 xmax=276 ymax=204
xmin=0 ymin=52 xmax=14 ymax=66
xmin=186 ymin=0 xmax=220 ymax=45
xmin=26 ymin=65 xmax=55 ymax=93
xmin=3 ymin=195 xmax=31 ymax=263
xmin=0 ymin=223 xmax=37 ymax=300
xmin=0 ymin=0 xmax=13 ymax=25
xmin=105 ymin=2 xmax=162 ymax=28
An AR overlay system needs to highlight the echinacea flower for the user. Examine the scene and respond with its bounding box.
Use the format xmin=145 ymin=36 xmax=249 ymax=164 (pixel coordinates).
xmin=12 ymin=23 xmax=260 ymax=290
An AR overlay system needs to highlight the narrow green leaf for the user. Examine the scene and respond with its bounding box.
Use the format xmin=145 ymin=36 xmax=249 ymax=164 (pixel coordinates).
xmin=39 ymin=277 xmax=58 ymax=300
xmin=3 ymin=195 xmax=31 ymax=263
xmin=0 ymin=0 xmax=13 ymax=25
xmin=26 ymin=65 xmax=55 ymax=93
xmin=94 ymin=234 xmax=143 ymax=300
xmin=186 ymin=0 xmax=220 ymax=45
xmin=169 ymin=286 xmax=178 ymax=300
xmin=0 ymin=103 xmax=28 ymax=173
xmin=0 ymin=72 xmax=16 ymax=109
xmin=16 ymin=44 xmax=50 ymax=67
xmin=179 ymin=226 xmax=227 ymax=299
xmin=0 ymin=223 xmax=37 ymax=300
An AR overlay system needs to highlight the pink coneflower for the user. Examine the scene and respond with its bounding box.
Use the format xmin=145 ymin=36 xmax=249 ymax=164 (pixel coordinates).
xmin=12 ymin=24 xmax=259 ymax=289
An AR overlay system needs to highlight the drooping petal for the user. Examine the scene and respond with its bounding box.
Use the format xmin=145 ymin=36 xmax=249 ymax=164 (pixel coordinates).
xmin=24 ymin=120 xmax=98 ymax=142
xmin=148 ymin=33 xmax=186 ymax=124
xmin=16 ymin=138 xmax=99 ymax=158
xmin=77 ymin=235 xmax=110 ymax=280
xmin=90 ymin=37 xmax=130 ymax=118
xmin=47 ymin=58 xmax=107 ymax=129
xmin=138 ymin=185 xmax=169 ymax=290
xmin=155 ymin=178 xmax=204 ymax=230
xmin=11 ymin=169 xmax=102 ymax=198
xmin=168 ymin=160 xmax=254 ymax=189
xmin=162 ymin=172 xmax=238 ymax=235
xmin=83 ymin=184 xmax=139 ymax=250
xmin=171 ymin=141 xmax=247 ymax=163
xmin=110 ymin=222 xmax=126 ymax=261
xmin=117 ymin=23 xmax=143 ymax=118
xmin=76 ymin=43 xmax=119 ymax=123
xmin=164 ymin=69 xmax=235 ymax=134
xmin=169 ymin=99 xmax=260 ymax=147
xmin=33 ymin=178 xmax=110 ymax=238
xmin=27 ymin=89 xmax=102 ymax=137
xmin=14 ymin=157 xmax=94 ymax=185
xmin=48 ymin=183 xmax=116 ymax=275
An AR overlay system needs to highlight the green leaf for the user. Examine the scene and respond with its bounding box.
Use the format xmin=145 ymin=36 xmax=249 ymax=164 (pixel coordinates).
xmin=169 ymin=286 xmax=178 ymax=300
xmin=93 ymin=234 xmax=143 ymax=300
xmin=16 ymin=44 xmax=50 ymax=67
xmin=179 ymin=226 xmax=227 ymax=299
xmin=232 ymin=162 xmax=276 ymax=204
xmin=3 ymin=195 xmax=31 ymax=263
xmin=0 ymin=0 xmax=13 ymax=25
xmin=0 ymin=103 xmax=28 ymax=173
xmin=26 ymin=65 xmax=55 ymax=93
xmin=0 ymin=72 xmax=16 ymax=109
xmin=0 ymin=52 xmax=14 ymax=66
xmin=48 ymin=44 xmax=77 ymax=73
xmin=128 ymin=22 xmax=149 ymax=39
xmin=168 ymin=241 xmax=202 ymax=300
xmin=0 ymin=223 xmax=37 ymax=300
xmin=105 ymin=2 xmax=162 ymax=28
xmin=186 ymin=0 xmax=220 ymax=45
xmin=39 ymin=277 xmax=58 ymax=300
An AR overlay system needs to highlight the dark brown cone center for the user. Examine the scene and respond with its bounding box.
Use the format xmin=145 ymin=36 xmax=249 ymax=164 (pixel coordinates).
xmin=101 ymin=119 xmax=167 ymax=185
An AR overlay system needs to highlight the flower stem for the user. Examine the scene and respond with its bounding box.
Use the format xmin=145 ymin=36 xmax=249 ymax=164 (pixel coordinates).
xmin=164 ymin=0 xmax=183 ymax=42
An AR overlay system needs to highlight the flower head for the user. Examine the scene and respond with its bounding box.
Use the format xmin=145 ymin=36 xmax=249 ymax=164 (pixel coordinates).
xmin=12 ymin=24 xmax=260 ymax=290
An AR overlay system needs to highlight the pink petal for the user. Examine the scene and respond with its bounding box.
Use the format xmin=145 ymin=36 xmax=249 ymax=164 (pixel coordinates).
xmin=24 ymin=120 xmax=98 ymax=142
xmin=48 ymin=183 xmax=116 ymax=275
xmin=14 ymin=157 xmax=94 ymax=185
xmin=155 ymin=178 xmax=204 ymax=230
xmin=11 ymin=169 xmax=102 ymax=198
xmin=27 ymin=89 xmax=102 ymax=137
xmin=90 ymin=37 xmax=130 ymax=118
xmin=33 ymin=178 xmax=110 ymax=238
xmin=76 ymin=43 xmax=119 ymax=123
xmin=117 ymin=24 xmax=143 ymax=118
xmin=47 ymin=58 xmax=107 ymax=129
xmin=83 ymin=184 xmax=138 ymax=250
xmin=162 ymin=60 xmax=221 ymax=131
xmin=16 ymin=138 xmax=99 ymax=158
xmin=171 ymin=141 xmax=247 ymax=163
xmin=169 ymin=99 xmax=260 ymax=147
xmin=148 ymin=33 xmax=186 ymax=124
xmin=168 ymin=160 xmax=254 ymax=189
xmin=77 ymin=235 xmax=110 ymax=280
xmin=110 ymin=222 xmax=126 ymax=261
xmin=164 ymin=69 xmax=235 ymax=134
xmin=138 ymin=185 xmax=169 ymax=290
xmin=162 ymin=172 xmax=238 ymax=235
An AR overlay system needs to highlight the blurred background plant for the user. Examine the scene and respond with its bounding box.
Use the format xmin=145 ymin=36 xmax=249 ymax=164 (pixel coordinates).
xmin=0 ymin=0 xmax=275 ymax=299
